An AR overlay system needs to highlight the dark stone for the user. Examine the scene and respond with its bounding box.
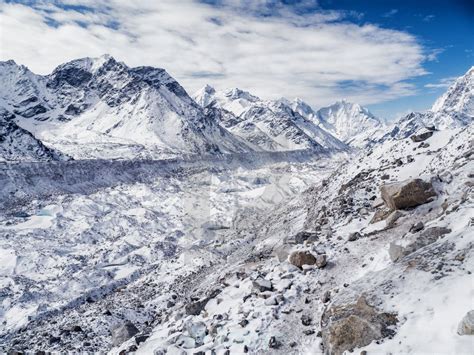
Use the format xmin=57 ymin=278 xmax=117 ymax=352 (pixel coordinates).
xmin=409 ymin=222 xmax=424 ymax=233
xmin=347 ymin=232 xmax=361 ymax=242
xmin=268 ymin=336 xmax=281 ymax=349
xmin=49 ymin=336 xmax=61 ymax=345
xmin=135 ymin=334 xmax=150 ymax=345
xmin=301 ymin=314 xmax=312 ymax=326
xmin=410 ymin=131 xmax=433 ymax=142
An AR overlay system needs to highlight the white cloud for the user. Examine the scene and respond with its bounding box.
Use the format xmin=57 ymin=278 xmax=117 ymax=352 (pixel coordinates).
xmin=424 ymin=77 xmax=457 ymax=89
xmin=0 ymin=0 xmax=430 ymax=108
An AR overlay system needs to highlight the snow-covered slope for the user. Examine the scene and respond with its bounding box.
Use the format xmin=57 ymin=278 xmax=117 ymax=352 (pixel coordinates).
xmin=432 ymin=66 xmax=474 ymax=117
xmin=0 ymin=56 xmax=252 ymax=159
xmin=194 ymin=87 xmax=347 ymax=152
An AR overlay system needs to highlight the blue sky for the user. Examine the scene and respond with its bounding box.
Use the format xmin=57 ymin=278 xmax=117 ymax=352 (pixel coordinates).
xmin=0 ymin=0 xmax=472 ymax=120
xmin=317 ymin=0 xmax=474 ymax=117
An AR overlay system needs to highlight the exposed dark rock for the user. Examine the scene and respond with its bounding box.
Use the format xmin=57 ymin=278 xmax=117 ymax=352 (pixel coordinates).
xmin=347 ymin=232 xmax=361 ymax=242
xmin=135 ymin=334 xmax=150 ymax=345
xmin=301 ymin=314 xmax=312 ymax=326
xmin=410 ymin=131 xmax=433 ymax=142
xmin=268 ymin=336 xmax=281 ymax=349
xmin=410 ymin=222 xmax=424 ymax=233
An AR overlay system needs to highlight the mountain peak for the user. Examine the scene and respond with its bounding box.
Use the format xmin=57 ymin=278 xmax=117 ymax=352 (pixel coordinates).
xmin=431 ymin=66 xmax=474 ymax=116
xmin=224 ymin=88 xmax=260 ymax=102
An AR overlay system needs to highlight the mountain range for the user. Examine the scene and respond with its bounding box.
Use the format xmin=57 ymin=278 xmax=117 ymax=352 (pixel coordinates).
xmin=7 ymin=55 xmax=471 ymax=161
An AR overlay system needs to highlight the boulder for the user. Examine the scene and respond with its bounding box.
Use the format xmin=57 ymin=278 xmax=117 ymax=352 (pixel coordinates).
xmin=111 ymin=321 xmax=139 ymax=347
xmin=410 ymin=131 xmax=433 ymax=142
xmin=321 ymin=296 xmax=398 ymax=355
xmin=457 ymin=310 xmax=474 ymax=335
xmin=380 ymin=179 xmax=436 ymax=210
xmin=288 ymin=251 xmax=317 ymax=269
xmin=347 ymin=232 xmax=361 ymax=242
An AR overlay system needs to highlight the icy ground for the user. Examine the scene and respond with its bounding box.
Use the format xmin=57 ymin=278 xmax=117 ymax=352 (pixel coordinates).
xmin=0 ymin=152 xmax=341 ymax=351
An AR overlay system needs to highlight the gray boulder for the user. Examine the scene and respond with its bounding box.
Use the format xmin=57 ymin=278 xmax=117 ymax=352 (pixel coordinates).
xmin=381 ymin=179 xmax=436 ymax=210
xmin=321 ymin=296 xmax=398 ymax=355
xmin=288 ymin=251 xmax=317 ymax=269
xmin=111 ymin=321 xmax=139 ymax=346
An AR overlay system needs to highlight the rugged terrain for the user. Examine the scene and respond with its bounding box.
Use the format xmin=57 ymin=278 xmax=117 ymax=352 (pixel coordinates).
xmin=0 ymin=58 xmax=472 ymax=354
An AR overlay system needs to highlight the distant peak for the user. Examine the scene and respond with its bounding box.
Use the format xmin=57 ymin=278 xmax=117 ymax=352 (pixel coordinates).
xmin=0 ymin=59 xmax=17 ymax=66
xmin=202 ymin=84 xmax=216 ymax=94
xmin=224 ymin=88 xmax=260 ymax=102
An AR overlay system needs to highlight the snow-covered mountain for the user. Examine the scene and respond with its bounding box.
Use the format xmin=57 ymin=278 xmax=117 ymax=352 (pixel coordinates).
xmin=432 ymin=66 xmax=474 ymax=117
xmin=193 ymin=87 xmax=347 ymax=152
xmin=292 ymin=98 xmax=385 ymax=148
xmin=384 ymin=67 xmax=473 ymax=140
xmin=0 ymin=56 xmax=253 ymax=159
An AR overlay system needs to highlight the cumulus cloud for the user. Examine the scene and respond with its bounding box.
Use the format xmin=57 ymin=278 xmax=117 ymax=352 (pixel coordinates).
xmin=0 ymin=0 xmax=431 ymax=107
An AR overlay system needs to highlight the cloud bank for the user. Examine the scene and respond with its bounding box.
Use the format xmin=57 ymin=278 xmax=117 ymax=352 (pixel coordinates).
xmin=0 ymin=0 xmax=431 ymax=108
